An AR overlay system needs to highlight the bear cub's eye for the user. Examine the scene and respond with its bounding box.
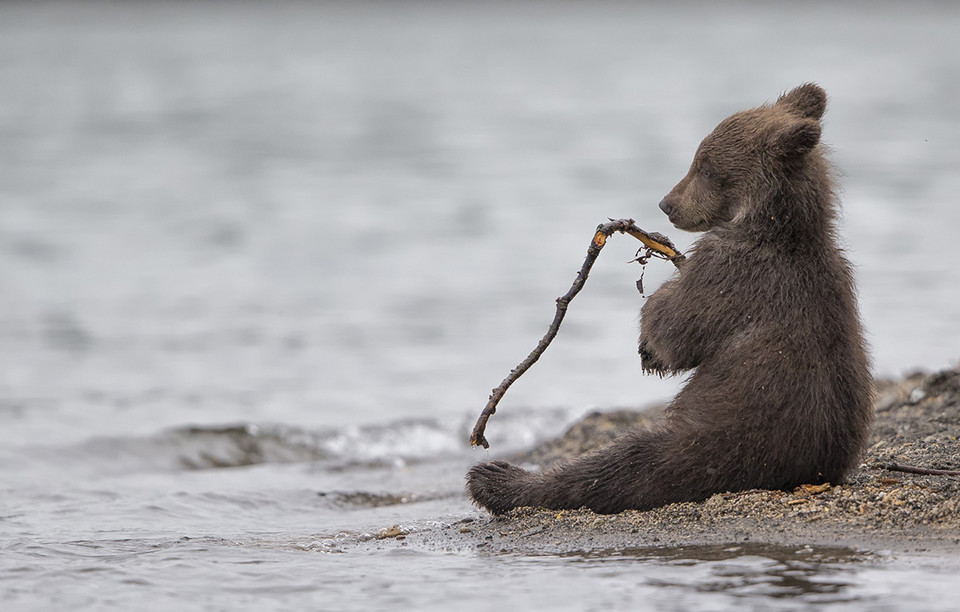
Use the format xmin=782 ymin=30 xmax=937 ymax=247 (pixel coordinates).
xmin=699 ymin=161 xmax=713 ymax=180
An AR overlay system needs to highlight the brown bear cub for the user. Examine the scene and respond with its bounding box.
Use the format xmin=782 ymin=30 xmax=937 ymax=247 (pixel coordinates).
xmin=467 ymin=84 xmax=873 ymax=515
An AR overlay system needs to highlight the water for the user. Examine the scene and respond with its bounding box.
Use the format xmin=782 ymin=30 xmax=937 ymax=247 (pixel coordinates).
xmin=1 ymin=1 xmax=959 ymax=609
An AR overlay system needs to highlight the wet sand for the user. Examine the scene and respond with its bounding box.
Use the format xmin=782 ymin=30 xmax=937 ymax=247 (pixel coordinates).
xmin=372 ymin=368 xmax=960 ymax=555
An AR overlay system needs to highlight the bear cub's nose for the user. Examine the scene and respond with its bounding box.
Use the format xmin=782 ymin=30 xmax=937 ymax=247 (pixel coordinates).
xmin=658 ymin=198 xmax=673 ymax=216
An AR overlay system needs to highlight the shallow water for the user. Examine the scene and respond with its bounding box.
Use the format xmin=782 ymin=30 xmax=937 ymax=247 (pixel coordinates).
xmin=2 ymin=1 xmax=960 ymax=609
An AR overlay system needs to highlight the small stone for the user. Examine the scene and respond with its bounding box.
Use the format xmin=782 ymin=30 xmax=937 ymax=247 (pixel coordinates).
xmin=376 ymin=525 xmax=407 ymax=540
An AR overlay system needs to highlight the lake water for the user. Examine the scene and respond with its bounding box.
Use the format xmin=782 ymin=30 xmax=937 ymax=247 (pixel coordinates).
xmin=1 ymin=1 xmax=959 ymax=610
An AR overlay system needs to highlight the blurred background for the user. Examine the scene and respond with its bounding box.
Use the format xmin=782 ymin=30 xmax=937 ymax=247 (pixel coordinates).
xmin=2 ymin=2 xmax=960 ymax=608
xmin=3 ymin=2 xmax=959 ymax=446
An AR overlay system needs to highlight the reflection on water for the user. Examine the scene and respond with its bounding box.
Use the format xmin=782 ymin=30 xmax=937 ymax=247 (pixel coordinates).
xmin=561 ymin=544 xmax=870 ymax=604
xmin=481 ymin=542 xmax=958 ymax=611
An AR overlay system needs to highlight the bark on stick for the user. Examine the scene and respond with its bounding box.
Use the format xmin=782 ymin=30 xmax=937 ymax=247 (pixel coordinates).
xmin=469 ymin=219 xmax=684 ymax=448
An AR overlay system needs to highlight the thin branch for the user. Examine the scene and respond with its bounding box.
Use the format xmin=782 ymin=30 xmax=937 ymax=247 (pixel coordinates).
xmin=469 ymin=219 xmax=684 ymax=448
xmin=876 ymin=462 xmax=960 ymax=477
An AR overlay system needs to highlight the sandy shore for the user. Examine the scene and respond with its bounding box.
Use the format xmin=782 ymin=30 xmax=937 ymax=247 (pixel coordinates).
xmin=372 ymin=367 xmax=960 ymax=555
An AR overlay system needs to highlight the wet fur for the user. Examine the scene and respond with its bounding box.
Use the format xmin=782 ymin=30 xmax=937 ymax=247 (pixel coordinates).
xmin=467 ymin=84 xmax=873 ymax=514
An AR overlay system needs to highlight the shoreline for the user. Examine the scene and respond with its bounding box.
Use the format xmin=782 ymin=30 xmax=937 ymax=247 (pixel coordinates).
xmin=367 ymin=367 xmax=960 ymax=556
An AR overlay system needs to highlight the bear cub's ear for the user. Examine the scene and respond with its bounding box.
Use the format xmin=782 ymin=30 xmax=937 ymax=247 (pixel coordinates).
xmin=776 ymin=83 xmax=827 ymax=120
xmin=771 ymin=118 xmax=822 ymax=158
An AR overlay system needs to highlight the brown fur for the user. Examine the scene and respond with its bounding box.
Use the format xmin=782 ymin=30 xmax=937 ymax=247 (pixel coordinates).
xmin=467 ymin=84 xmax=873 ymax=515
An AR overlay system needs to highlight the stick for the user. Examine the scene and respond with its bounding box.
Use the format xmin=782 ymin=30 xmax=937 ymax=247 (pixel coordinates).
xmin=877 ymin=462 xmax=960 ymax=477
xmin=469 ymin=219 xmax=684 ymax=448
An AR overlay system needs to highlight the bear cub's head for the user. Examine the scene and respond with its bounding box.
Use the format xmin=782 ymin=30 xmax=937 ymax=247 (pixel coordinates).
xmin=658 ymin=83 xmax=828 ymax=232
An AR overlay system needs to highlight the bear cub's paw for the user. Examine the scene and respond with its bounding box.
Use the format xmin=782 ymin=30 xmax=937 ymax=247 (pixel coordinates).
xmin=639 ymin=340 xmax=669 ymax=376
xmin=466 ymin=460 xmax=536 ymax=515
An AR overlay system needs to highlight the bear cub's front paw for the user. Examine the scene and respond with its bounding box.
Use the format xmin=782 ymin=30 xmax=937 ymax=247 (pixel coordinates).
xmin=639 ymin=340 xmax=668 ymax=375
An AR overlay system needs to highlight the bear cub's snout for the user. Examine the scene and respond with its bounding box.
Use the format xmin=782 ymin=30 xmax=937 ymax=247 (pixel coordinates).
xmin=658 ymin=197 xmax=674 ymax=216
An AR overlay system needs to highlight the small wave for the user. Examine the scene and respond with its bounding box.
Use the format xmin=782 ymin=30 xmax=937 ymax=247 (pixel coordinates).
xmin=51 ymin=420 xmax=465 ymax=473
xmin=170 ymin=423 xmax=330 ymax=469
xmin=168 ymin=406 xmax=578 ymax=470
xmin=312 ymin=419 xmax=464 ymax=468
xmin=21 ymin=406 xmax=582 ymax=476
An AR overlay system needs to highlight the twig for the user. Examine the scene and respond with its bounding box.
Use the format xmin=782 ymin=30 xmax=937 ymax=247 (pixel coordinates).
xmin=469 ymin=219 xmax=684 ymax=448
xmin=876 ymin=462 xmax=960 ymax=477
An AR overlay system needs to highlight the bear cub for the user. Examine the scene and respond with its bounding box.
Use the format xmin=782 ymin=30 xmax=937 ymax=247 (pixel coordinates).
xmin=467 ymin=83 xmax=873 ymax=515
